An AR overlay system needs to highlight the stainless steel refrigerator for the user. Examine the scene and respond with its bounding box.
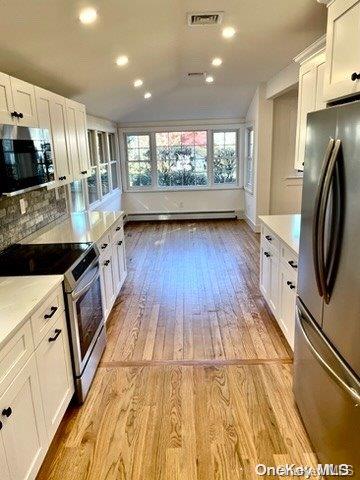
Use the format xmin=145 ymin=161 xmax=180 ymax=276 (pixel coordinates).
xmin=294 ymin=100 xmax=360 ymax=474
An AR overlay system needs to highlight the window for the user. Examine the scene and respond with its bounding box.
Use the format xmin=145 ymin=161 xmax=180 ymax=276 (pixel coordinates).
xmin=213 ymin=131 xmax=237 ymax=184
xmin=126 ymin=134 xmax=151 ymax=187
xmin=244 ymin=125 xmax=254 ymax=194
xmin=70 ymin=180 xmax=86 ymax=212
xmin=124 ymin=127 xmax=241 ymax=191
xmin=156 ymin=131 xmax=207 ymax=187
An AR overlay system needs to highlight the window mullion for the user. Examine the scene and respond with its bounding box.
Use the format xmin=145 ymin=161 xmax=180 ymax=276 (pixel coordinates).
xmin=150 ymin=132 xmax=157 ymax=190
xmin=207 ymin=129 xmax=213 ymax=187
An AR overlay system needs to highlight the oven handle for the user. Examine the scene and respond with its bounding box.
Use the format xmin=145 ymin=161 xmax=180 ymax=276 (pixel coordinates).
xmin=71 ymin=268 xmax=100 ymax=301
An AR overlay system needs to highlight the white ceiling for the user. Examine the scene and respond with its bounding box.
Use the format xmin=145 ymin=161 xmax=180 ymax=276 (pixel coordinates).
xmin=0 ymin=0 xmax=326 ymax=123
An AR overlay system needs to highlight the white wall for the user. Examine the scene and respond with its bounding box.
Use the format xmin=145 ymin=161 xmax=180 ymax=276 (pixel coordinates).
xmin=266 ymin=62 xmax=299 ymax=99
xmin=123 ymin=189 xmax=244 ymax=215
xmin=244 ymin=84 xmax=274 ymax=231
xmin=270 ymin=89 xmax=303 ymax=214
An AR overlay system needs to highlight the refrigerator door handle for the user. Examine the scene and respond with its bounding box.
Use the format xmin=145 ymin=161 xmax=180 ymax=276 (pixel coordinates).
xmin=296 ymin=304 xmax=360 ymax=407
xmin=318 ymin=139 xmax=342 ymax=304
xmin=312 ymin=138 xmax=335 ymax=297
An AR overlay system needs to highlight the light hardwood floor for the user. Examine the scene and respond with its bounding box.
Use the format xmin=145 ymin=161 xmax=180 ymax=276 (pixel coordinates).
xmin=37 ymin=220 xmax=320 ymax=480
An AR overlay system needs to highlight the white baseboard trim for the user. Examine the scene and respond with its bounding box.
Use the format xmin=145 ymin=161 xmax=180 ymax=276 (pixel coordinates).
xmin=245 ymin=215 xmax=261 ymax=233
xmin=125 ymin=210 xmax=244 ymax=222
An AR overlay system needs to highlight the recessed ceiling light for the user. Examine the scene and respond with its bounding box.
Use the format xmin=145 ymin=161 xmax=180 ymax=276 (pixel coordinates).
xmin=212 ymin=57 xmax=223 ymax=67
xmin=222 ymin=26 xmax=236 ymax=39
xmin=144 ymin=92 xmax=152 ymax=99
xmin=79 ymin=7 xmax=97 ymax=24
xmin=134 ymin=79 xmax=143 ymax=88
xmin=205 ymin=75 xmax=214 ymax=83
xmin=116 ymin=55 xmax=129 ymax=67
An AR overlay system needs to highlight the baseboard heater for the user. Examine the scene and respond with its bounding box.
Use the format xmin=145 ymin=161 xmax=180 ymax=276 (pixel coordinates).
xmin=125 ymin=210 xmax=243 ymax=222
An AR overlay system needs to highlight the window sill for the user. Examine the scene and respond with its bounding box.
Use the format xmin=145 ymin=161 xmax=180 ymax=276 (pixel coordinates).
xmin=124 ymin=185 xmax=243 ymax=194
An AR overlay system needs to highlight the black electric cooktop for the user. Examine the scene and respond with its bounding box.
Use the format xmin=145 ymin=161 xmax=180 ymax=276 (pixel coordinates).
xmin=0 ymin=243 xmax=92 ymax=276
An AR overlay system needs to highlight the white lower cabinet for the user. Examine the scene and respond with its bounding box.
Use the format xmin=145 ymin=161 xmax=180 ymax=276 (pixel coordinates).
xmin=36 ymin=314 xmax=74 ymax=440
xmin=0 ymin=284 xmax=74 ymax=480
xmin=278 ymin=264 xmax=297 ymax=349
xmin=97 ymin=220 xmax=127 ymax=321
xmin=0 ymin=355 xmax=48 ymax=480
xmin=259 ymin=224 xmax=298 ymax=350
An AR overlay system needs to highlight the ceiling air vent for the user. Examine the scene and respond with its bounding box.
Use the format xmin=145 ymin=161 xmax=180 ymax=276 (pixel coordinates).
xmin=187 ymin=72 xmax=205 ymax=78
xmin=187 ymin=11 xmax=223 ymax=27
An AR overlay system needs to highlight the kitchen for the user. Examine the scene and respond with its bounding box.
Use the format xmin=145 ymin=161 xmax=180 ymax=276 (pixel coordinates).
xmin=0 ymin=0 xmax=359 ymax=479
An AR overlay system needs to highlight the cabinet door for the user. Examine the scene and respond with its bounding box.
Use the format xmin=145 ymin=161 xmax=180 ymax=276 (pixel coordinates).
xmin=0 ymin=436 xmax=10 ymax=480
xmin=65 ymin=101 xmax=81 ymax=180
xmin=260 ymin=245 xmax=271 ymax=300
xmin=268 ymin=250 xmax=279 ymax=316
xmin=0 ymin=355 xmax=48 ymax=480
xmin=294 ymin=65 xmax=317 ymax=170
xmin=315 ymin=62 xmax=326 ymax=111
xmin=0 ymin=72 xmax=15 ymax=125
xmin=75 ymin=106 xmax=91 ymax=177
xmin=278 ymin=265 xmax=297 ymax=349
xmin=35 ymin=87 xmax=55 ymax=174
xmin=50 ymin=95 xmax=72 ymax=185
xmin=100 ymin=257 xmax=115 ymax=319
xmin=36 ymin=314 xmax=74 ymax=440
xmin=112 ymin=238 xmax=127 ymax=297
xmin=324 ymin=0 xmax=360 ymax=102
xmin=10 ymin=77 xmax=38 ymax=128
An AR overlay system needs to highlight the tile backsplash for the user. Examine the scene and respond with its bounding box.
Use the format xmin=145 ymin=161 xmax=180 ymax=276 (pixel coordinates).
xmin=0 ymin=187 xmax=68 ymax=251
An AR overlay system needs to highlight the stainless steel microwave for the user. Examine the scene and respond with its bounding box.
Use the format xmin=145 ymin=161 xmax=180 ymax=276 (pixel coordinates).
xmin=0 ymin=124 xmax=55 ymax=196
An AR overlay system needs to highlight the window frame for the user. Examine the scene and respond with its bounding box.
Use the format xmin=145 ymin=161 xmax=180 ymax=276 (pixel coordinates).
xmin=244 ymin=123 xmax=255 ymax=195
xmin=120 ymin=124 xmax=243 ymax=193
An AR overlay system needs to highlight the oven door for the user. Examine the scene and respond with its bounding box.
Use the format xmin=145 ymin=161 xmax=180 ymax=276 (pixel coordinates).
xmin=67 ymin=262 xmax=104 ymax=377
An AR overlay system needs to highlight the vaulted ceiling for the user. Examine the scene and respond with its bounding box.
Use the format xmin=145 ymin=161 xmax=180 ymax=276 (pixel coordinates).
xmin=0 ymin=0 xmax=326 ymax=123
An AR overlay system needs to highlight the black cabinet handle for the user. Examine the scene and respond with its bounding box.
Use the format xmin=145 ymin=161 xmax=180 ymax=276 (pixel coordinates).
xmin=264 ymin=252 xmax=270 ymax=257
xmin=118 ymin=240 xmax=123 ymax=246
xmin=351 ymin=72 xmax=360 ymax=81
xmin=104 ymin=259 xmax=110 ymax=266
xmin=265 ymin=235 xmax=272 ymax=241
xmin=18 ymin=112 xmax=23 ymax=119
xmin=2 ymin=407 xmax=12 ymax=418
xmin=290 ymin=284 xmax=296 ymax=290
xmin=49 ymin=329 xmax=62 ymax=342
xmin=81 ymin=170 xmax=88 ymax=175
xmin=58 ymin=176 xmax=67 ymax=181
xmin=115 ymin=226 xmax=121 ymax=231
xmin=286 ymin=280 xmax=292 ymax=286
xmin=0 ymin=421 xmax=2 ymax=430
xmin=11 ymin=111 xmax=19 ymax=118
xmin=101 ymin=243 xmax=108 ymax=250
xmin=44 ymin=306 xmax=58 ymax=319
xmin=288 ymin=260 xmax=298 ymax=269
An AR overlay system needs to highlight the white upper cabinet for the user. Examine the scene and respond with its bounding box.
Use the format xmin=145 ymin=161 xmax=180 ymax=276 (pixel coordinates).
xmin=66 ymin=100 xmax=91 ymax=181
xmin=0 ymin=74 xmax=38 ymax=127
xmin=294 ymin=37 xmax=326 ymax=171
xmin=50 ymin=94 xmax=73 ymax=185
xmin=0 ymin=72 xmax=15 ymax=125
xmin=324 ymin=0 xmax=360 ymax=102
xmin=10 ymin=77 xmax=38 ymax=128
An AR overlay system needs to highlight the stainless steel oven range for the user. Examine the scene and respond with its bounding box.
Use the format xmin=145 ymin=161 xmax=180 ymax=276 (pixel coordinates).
xmin=63 ymin=245 xmax=106 ymax=403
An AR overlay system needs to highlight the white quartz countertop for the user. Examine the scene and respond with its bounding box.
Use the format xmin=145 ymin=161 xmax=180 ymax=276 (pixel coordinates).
xmin=26 ymin=210 xmax=125 ymax=245
xmin=259 ymin=214 xmax=301 ymax=254
xmin=0 ymin=275 xmax=63 ymax=348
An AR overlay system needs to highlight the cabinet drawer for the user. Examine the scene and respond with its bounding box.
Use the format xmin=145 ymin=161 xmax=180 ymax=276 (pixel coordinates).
xmin=0 ymin=321 xmax=34 ymax=398
xmin=281 ymin=243 xmax=299 ymax=272
xmin=261 ymin=226 xmax=280 ymax=252
xmin=97 ymin=234 xmax=111 ymax=258
xmin=111 ymin=221 xmax=124 ymax=242
xmin=31 ymin=285 xmax=65 ymax=347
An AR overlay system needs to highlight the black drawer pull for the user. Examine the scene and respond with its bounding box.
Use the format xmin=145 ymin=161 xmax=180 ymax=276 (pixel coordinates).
xmin=351 ymin=72 xmax=360 ymax=81
xmin=2 ymin=407 xmax=12 ymax=418
xmin=265 ymin=235 xmax=272 ymax=241
xmin=115 ymin=226 xmax=121 ymax=231
xmin=0 ymin=421 xmax=2 ymax=430
xmin=290 ymin=284 xmax=296 ymax=290
xmin=264 ymin=252 xmax=270 ymax=257
xmin=81 ymin=170 xmax=88 ymax=174
xmin=118 ymin=240 xmax=123 ymax=246
xmin=48 ymin=329 xmax=62 ymax=342
xmin=18 ymin=112 xmax=23 ymax=119
xmin=58 ymin=176 xmax=67 ymax=181
xmin=286 ymin=280 xmax=292 ymax=286
xmin=104 ymin=259 xmax=110 ymax=266
xmin=44 ymin=306 xmax=58 ymax=319
xmin=288 ymin=260 xmax=298 ymax=269
xmin=101 ymin=243 xmax=108 ymax=249
xmin=11 ymin=111 xmax=19 ymax=118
